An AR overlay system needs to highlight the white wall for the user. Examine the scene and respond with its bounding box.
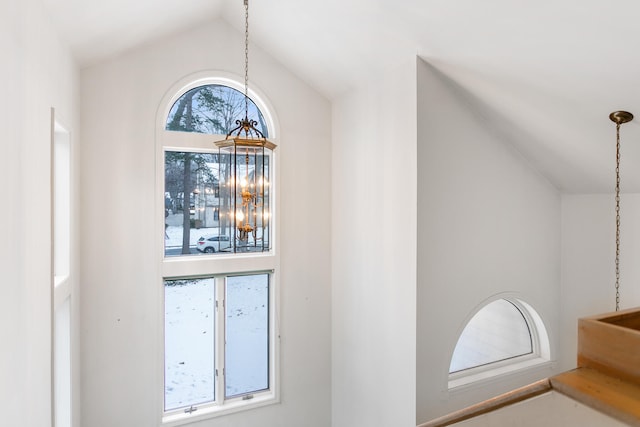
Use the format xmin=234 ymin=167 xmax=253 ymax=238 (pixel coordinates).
xmin=0 ymin=1 xmax=26 ymax=423
xmin=79 ymin=19 xmax=331 ymax=427
xmin=560 ymin=194 xmax=640 ymax=369
xmin=416 ymin=59 xmax=561 ymax=423
xmin=331 ymin=59 xmax=417 ymax=427
xmin=0 ymin=0 xmax=79 ymax=425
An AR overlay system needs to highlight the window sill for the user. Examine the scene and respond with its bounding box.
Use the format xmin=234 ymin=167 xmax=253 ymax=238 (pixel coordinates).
xmin=162 ymin=392 xmax=278 ymax=426
xmin=448 ymin=356 xmax=552 ymax=390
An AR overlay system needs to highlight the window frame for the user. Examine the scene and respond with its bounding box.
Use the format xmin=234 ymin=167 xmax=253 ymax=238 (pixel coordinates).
xmin=447 ymin=297 xmax=551 ymax=390
xmin=156 ymin=73 xmax=280 ymax=425
xmin=51 ymin=113 xmax=74 ymax=427
xmin=162 ymin=271 xmax=277 ymax=423
xmin=449 ymin=299 xmax=533 ymax=374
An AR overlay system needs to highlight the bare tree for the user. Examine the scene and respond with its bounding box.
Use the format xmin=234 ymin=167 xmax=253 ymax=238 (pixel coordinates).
xmin=164 ymin=85 xmax=269 ymax=253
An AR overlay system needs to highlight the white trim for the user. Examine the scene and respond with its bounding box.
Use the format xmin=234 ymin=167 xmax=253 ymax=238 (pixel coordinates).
xmin=448 ymin=356 xmax=552 ymax=390
xmin=519 ymin=299 xmax=551 ymax=360
xmin=162 ymin=252 xmax=277 ymax=278
xmin=162 ymin=390 xmax=278 ymax=426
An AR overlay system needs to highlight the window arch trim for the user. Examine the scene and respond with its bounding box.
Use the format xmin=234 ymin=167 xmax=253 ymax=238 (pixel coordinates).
xmin=158 ymin=71 xmax=279 ymax=140
xmin=449 ymin=299 xmax=533 ymax=374
xmin=156 ymin=71 xmax=281 ymax=263
xmin=447 ymin=295 xmax=552 ymax=390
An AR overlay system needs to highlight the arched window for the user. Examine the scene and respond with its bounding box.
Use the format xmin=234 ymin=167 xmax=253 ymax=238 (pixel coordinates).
xmin=158 ymin=76 xmax=279 ymax=423
xmin=448 ymin=298 xmax=550 ymax=389
xmin=166 ymin=84 xmax=268 ymax=136
xmin=450 ymin=299 xmax=532 ymax=372
xmin=162 ymin=84 xmax=273 ymax=258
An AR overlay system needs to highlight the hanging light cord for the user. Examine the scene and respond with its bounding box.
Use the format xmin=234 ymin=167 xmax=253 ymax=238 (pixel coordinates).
xmin=609 ymin=111 xmax=632 ymax=311
xmin=244 ymin=0 xmax=249 ymax=121
xmin=615 ymin=122 xmax=621 ymax=311
xmin=221 ymin=0 xmax=268 ymax=141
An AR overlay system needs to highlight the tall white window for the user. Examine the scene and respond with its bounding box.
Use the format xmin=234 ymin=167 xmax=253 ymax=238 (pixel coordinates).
xmin=159 ymin=80 xmax=278 ymax=423
xmin=52 ymin=117 xmax=72 ymax=427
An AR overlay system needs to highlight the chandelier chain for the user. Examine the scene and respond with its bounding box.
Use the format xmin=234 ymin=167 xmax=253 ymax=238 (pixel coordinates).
xmin=615 ymin=122 xmax=621 ymax=311
xmin=244 ymin=0 xmax=249 ymax=121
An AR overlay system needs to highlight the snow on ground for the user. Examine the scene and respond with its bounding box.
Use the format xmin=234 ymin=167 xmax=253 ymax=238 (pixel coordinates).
xmin=164 ymin=213 xmax=215 ymax=252
xmin=164 ymin=274 xmax=269 ymax=410
xmin=164 ymin=279 xmax=215 ymax=410
xmin=225 ymin=275 xmax=269 ymax=397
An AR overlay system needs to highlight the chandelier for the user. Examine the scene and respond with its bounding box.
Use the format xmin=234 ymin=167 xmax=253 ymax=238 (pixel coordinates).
xmin=215 ymin=0 xmax=276 ymax=253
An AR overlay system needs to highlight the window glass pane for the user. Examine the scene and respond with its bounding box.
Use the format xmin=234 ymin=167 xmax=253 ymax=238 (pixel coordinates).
xmin=53 ymin=127 xmax=70 ymax=283
xmin=450 ymin=299 xmax=532 ymax=373
xmin=165 ymin=278 xmax=215 ymax=410
xmin=225 ymin=274 xmax=269 ymax=397
xmin=165 ymin=150 xmax=272 ymax=257
xmin=166 ymin=85 xmax=268 ymax=137
xmin=165 ymin=151 xmax=232 ymax=257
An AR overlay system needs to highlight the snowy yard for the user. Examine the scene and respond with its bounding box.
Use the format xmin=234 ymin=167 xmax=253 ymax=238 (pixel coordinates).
xmin=164 ymin=213 xmax=216 ymax=254
xmin=164 ymin=274 xmax=269 ymax=410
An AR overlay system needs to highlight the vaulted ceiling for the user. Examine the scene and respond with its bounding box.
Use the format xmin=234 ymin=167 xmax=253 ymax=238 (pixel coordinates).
xmin=42 ymin=0 xmax=640 ymax=193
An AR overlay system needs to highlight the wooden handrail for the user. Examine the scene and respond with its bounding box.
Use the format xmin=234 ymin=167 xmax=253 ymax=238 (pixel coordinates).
xmin=417 ymin=379 xmax=551 ymax=427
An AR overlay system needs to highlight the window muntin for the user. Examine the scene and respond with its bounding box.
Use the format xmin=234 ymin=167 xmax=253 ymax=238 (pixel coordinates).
xmin=166 ymin=85 xmax=268 ymax=137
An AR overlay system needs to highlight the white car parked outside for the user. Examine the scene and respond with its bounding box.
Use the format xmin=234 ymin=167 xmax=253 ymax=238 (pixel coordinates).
xmin=197 ymin=234 xmax=231 ymax=253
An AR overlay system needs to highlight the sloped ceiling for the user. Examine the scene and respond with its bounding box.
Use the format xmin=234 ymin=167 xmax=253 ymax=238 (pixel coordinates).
xmin=43 ymin=0 xmax=640 ymax=193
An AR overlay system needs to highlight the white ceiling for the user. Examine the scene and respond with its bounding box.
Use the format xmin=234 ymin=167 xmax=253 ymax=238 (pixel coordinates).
xmin=42 ymin=0 xmax=640 ymax=193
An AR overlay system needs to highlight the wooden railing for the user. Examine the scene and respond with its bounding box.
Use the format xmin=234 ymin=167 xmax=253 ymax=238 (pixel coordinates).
xmin=417 ymin=379 xmax=551 ymax=427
